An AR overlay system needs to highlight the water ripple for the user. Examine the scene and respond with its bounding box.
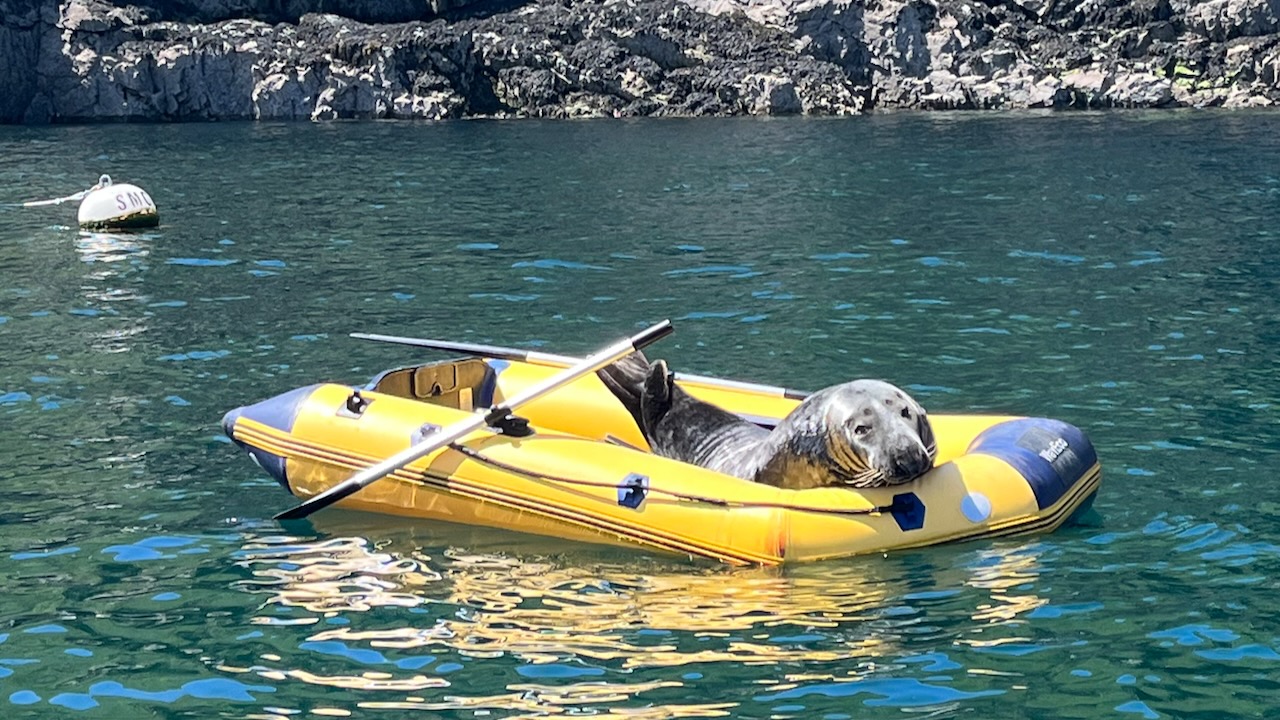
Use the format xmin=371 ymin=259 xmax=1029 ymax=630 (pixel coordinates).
xmin=663 ymin=265 xmax=758 ymax=277
xmin=48 ymin=678 xmax=275 ymax=710
xmin=4 ymin=113 xmax=1280 ymax=719
xmin=754 ymin=677 xmax=1004 ymax=706
xmin=512 ymin=258 xmax=611 ymax=271
xmin=166 ymin=257 xmax=238 ymax=267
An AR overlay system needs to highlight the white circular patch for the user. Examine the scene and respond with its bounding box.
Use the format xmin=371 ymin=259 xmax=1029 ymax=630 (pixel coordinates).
xmin=961 ymin=492 xmax=993 ymax=523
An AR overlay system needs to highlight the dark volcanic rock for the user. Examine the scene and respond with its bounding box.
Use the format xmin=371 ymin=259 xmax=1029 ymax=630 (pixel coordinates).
xmin=465 ymin=0 xmax=864 ymax=117
xmin=2 ymin=0 xmax=1279 ymax=122
xmin=0 ymin=1 xmax=43 ymax=122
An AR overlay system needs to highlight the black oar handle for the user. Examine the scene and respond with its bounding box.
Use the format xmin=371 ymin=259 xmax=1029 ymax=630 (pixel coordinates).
xmin=629 ymin=319 xmax=674 ymax=351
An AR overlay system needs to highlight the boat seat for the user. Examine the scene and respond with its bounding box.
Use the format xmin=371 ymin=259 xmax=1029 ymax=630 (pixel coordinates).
xmin=365 ymin=359 xmax=495 ymax=411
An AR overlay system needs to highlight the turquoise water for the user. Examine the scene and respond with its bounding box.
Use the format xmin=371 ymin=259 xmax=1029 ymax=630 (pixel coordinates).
xmin=1 ymin=112 xmax=1278 ymax=717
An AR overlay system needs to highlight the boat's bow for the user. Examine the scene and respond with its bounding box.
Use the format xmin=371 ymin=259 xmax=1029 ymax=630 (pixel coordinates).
xmin=222 ymin=384 xmax=324 ymax=493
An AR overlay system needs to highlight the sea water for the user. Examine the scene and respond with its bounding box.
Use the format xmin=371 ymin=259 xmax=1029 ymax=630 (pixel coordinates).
xmin=0 ymin=112 xmax=1278 ymax=717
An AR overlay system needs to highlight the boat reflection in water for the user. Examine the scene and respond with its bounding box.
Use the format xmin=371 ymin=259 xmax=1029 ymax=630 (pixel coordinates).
xmin=224 ymin=516 xmax=1054 ymax=715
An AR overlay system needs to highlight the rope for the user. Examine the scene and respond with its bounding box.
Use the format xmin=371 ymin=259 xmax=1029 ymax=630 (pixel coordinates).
xmin=446 ymin=442 xmax=899 ymax=517
xmin=16 ymin=174 xmax=111 ymax=208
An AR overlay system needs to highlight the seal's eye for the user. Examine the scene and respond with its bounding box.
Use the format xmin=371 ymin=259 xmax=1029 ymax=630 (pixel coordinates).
xmin=853 ymin=424 xmax=871 ymax=436
xmin=901 ymin=407 xmax=911 ymax=419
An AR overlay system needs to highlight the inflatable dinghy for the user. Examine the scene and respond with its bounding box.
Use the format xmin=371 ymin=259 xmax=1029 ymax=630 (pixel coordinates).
xmin=223 ymin=337 xmax=1101 ymax=565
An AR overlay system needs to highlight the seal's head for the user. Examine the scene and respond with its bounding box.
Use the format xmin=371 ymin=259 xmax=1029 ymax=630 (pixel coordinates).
xmin=600 ymin=353 xmax=940 ymax=491
xmin=814 ymin=379 xmax=937 ymax=488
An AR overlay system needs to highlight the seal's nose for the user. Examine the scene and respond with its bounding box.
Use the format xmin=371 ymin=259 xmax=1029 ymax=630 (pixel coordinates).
xmin=890 ymin=446 xmax=934 ymax=482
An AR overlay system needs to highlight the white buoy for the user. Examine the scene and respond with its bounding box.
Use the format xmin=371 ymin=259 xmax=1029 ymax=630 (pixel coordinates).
xmin=76 ymin=175 xmax=159 ymax=230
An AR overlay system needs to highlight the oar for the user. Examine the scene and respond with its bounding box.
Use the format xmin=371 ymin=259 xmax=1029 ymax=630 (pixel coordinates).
xmin=350 ymin=331 xmax=810 ymax=400
xmin=273 ymin=320 xmax=675 ymax=521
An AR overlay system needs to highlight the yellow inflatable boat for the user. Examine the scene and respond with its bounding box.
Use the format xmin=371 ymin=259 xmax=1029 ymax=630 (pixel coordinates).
xmin=223 ymin=346 xmax=1101 ymax=565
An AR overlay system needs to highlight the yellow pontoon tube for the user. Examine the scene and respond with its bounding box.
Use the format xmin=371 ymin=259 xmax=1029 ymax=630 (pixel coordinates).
xmin=223 ymin=357 xmax=1101 ymax=565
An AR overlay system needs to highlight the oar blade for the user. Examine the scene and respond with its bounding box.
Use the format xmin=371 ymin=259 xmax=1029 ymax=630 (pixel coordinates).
xmin=274 ymin=480 xmax=364 ymax=520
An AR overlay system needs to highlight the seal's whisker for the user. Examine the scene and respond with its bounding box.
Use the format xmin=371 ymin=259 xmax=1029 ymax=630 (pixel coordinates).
xmin=844 ymin=467 xmax=887 ymax=489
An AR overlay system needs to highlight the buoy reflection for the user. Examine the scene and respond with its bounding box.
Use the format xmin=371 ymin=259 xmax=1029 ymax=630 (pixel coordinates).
xmin=76 ymin=230 xmax=153 ymax=265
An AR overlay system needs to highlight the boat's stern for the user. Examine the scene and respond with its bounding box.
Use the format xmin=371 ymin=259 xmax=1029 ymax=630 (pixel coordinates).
xmin=222 ymin=384 xmax=323 ymax=494
xmin=967 ymin=417 xmax=1102 ymax=528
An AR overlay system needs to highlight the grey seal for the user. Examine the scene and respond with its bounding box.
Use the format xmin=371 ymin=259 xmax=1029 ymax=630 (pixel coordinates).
xmin=598 ymin=352 xmax=937 ymax=490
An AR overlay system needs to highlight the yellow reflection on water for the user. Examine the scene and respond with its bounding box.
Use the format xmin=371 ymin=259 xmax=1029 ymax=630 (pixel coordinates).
xmin=230 ymin=529 xmax=908 ymax=715
xmin=231 ymin=528 xmax=1051 ymax=716
xmin=238 ymin=537 xmax=440 ymax=613
xmin=236 ymin=535 xmax=893 ymax=654
xmin=278 ymin=669 xmax=447 ymax=692
xmin=962 ymin=545 xmax=1050 ymax=623
xmin=357 ymin=693 xmax=736 ymax=717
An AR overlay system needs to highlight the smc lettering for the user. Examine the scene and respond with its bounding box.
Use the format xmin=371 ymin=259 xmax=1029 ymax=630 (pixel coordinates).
xmin=115 ymin=190 xmax=154 ymax=211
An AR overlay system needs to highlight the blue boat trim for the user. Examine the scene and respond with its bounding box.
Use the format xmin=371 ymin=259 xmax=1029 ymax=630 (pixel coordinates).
xmin=1064 ymin=490 xmax=1098 ymax=526
xmin=890 ymin=492 xmax=926 ymax=531
xmin=222 ymin=384 xmax=321 ymax=492
xmin=967 ymin=418 xmax=1098 ymax=510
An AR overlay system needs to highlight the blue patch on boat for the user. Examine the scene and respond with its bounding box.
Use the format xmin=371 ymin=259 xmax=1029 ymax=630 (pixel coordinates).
xmin=891 ymin=492 xmax=926 ymax=531
xmin=222 ymin=384 xmax=320 ymax=492
xmin=968 ymin=418 xmax=1097 ymax=510
xmin=618 ymin=473 xmax=649 ymax=509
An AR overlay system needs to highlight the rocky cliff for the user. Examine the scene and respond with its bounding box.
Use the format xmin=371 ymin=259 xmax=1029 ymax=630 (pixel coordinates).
xmin=2 ymin=0 xmax=1278 ymax=122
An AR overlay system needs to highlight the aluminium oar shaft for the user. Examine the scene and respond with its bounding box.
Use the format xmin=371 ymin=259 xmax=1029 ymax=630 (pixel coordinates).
xmin=274 ymin=320 xmax=673 ymax=521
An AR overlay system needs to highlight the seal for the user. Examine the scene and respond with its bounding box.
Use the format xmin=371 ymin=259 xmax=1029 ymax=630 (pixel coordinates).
xmin=598 ymin=353 xmax=937 ymax=490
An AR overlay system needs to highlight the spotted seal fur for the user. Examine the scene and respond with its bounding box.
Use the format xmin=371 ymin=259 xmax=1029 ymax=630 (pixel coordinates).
xmin=598 ymin=352 xmax=937 ymax=490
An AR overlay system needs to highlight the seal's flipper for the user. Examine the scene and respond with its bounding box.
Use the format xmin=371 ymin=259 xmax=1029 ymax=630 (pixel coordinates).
xmin=639 ymin=359 xmax=676 ymax=438
xmin=596 ymin=350 xmax=651 ymax=430
xmin=637 ymin=360 xmax=771 ymax=474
